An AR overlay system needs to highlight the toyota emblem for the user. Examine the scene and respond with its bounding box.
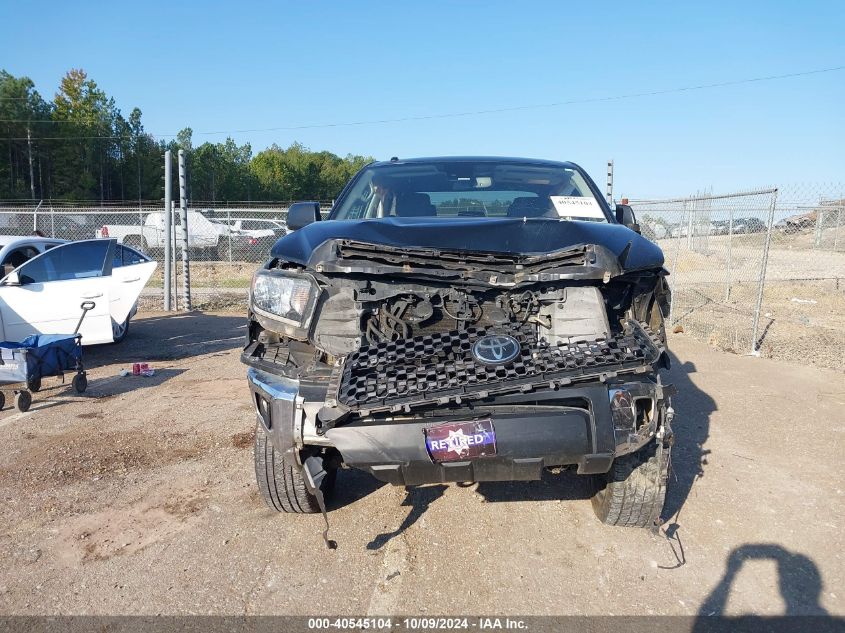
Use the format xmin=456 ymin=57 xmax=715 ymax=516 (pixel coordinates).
xmin=471 ymin=334 xmax=521 ymax=365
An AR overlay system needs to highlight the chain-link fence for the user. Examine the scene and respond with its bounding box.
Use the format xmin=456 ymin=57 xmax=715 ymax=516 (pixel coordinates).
xmin=1 ymin=187 xmax=843 ymax=369
xmin=0 ymin=202 xmax=332 ymax=312
xmin=631 ymin=184 xmax=845 ymax=369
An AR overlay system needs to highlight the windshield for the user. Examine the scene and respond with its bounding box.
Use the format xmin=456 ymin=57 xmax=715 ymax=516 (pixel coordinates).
xmin=330 ymin=160 xmax=609 ymax=222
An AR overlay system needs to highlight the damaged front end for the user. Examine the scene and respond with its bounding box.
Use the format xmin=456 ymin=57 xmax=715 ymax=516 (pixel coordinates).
xmin=242 ymin=237 xmax=673 ymax=491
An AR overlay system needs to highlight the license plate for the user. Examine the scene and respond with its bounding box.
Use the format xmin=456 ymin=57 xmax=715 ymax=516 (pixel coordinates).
xmin=424 ymin=418 xmax=497 ymax=463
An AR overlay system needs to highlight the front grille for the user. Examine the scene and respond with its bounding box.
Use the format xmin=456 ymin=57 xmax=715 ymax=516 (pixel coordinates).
xmin=333 ymin=321 xmax=663 ymax=413
xmin=336 ymin=242 xmax=587 ymax=273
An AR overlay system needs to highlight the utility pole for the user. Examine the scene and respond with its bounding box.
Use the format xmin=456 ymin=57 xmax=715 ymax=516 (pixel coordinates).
xmin=27 ymin=126 xmax=35 ymax=200
xmin=178 ymin=149 xmax=192 ymax=311
xmin=137 ymin=140 xmax=142 ymax=211
xmin=606 ymin=160 xmax=614 ymax=206
xmin=164 ymin=150 xmax=173 ymax=311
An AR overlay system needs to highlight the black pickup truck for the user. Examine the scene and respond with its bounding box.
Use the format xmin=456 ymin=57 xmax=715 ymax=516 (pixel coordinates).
xmin=242 ymin=157 xmax=674 ymax=545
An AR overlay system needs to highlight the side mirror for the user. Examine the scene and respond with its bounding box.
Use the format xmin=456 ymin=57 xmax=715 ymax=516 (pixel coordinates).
xmin=615 ymin=204 xmax=641 ymax=234
xmin=286 ymin=202 xmax=322 ymax=231
xmin=3 ymin=271 xmax=21 ymax=286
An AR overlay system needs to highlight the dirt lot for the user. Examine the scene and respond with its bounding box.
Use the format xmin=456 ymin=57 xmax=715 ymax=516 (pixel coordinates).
xmin=0 ymin=312 xmax=843 ymax=617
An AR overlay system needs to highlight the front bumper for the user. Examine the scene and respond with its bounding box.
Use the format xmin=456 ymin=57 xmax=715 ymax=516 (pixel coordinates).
xmin=325 ymin=386 xmax=618 ymax=485
xmin=247 ymin=367 xmax=303 ymax=461
xmin=246 ymin=366 xmax=670 ymax=485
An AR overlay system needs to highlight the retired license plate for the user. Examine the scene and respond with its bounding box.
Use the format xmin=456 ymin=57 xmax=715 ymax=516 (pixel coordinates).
xmin=424 ymin=418 xmax=497 ymax=463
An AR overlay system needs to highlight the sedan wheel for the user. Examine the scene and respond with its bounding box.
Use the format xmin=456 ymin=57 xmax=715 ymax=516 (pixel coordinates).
xmin=112 ymin=316 xmax=130 ymax=343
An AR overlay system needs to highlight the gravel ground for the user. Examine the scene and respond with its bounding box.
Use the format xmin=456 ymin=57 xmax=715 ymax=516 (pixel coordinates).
xmin=0 ymin=312 xmax=842 ymax=617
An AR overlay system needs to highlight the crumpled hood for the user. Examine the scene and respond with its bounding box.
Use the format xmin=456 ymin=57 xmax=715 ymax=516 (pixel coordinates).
xmin=271 ymin=216 xmax=664 ymax=271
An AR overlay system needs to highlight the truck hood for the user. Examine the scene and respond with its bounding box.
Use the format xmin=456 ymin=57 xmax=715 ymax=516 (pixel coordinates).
xmin=271 ymin=217 xmax=664 ymax=273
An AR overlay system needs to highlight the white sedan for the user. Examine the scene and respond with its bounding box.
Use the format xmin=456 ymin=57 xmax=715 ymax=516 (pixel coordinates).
xmin=0 ymin=235 xmax=67 ymax=274
xmin=0 ymin=238 xmax=157 ymax=345
xmin=228 ymin=218 xmax=286 ymax=239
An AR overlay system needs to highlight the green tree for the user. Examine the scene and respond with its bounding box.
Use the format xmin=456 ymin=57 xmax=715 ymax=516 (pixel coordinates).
xmin=189 ymin=138 xmax=254 ymax=202
xmin=50 ymin=69 xmax=116 ymax=199
xmin=0 ymin=70 xmax=51 ymax=199
xmin=251 ymin=143 xmax=371 ymax=200
xmin=1 ymin=69 xmax=372 ymax=203
xmin=176 ymin=127 xmax=193 ymax=152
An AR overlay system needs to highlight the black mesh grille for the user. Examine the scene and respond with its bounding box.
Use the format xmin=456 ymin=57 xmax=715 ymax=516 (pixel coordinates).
xmin=335 ymin=321 xmax=663 ymax=412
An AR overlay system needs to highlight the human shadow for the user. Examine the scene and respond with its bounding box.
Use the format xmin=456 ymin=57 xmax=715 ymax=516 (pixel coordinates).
xmin=694 ymin=544 xmax=840 ymax=631
xmin=366 ymin=484 xmax=447 ymax=550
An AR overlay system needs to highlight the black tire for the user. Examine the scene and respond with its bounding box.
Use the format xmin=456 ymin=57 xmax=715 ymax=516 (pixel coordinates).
xmin=27 ymin=376 xmax=41 ymax=392
xmin=15 ymin=390 xmax=32 ymax=413
xmin=253 ymin=422 xmax=336 ymax=514
xmin=72 ymin=373 xmax=87 ymax=394
xmin=0 ymin=392 xmax=6 ymax=410
xmin=591 ymin=440 xmax=669 ymax=528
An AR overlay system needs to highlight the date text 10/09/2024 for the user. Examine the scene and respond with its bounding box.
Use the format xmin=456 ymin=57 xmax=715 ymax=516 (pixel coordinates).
xmin=307 ymin=618 xmax=528 ymax=630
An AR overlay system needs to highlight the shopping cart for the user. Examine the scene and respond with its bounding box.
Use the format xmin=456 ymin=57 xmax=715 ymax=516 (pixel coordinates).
xmin=0 ymin=301 xmax=93 ymax=412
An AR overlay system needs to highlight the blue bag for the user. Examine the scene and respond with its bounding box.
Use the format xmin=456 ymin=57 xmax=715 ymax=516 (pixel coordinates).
xmin=0 ymin=334 xmax=82 ymax=384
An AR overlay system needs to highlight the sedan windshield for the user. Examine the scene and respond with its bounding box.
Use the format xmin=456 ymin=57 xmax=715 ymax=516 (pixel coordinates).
xmin=330 ymin=160 xmax=609 ymax=222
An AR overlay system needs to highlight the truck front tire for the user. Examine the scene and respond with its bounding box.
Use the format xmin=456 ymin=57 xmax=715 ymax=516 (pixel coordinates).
xmin=253 ymin=422 xmax=336 ymax=514
xmin=591 ymin=440 xmax=669 ymax=528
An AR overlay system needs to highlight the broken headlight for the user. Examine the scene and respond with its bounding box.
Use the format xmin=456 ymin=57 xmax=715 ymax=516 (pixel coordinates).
xmin=609 ymin=388 xmax=636 ymax=431
xmin=251 ymin=269 xmax=319 ymax=328
xmin=609 ymin=385 xmax=655 ymax=434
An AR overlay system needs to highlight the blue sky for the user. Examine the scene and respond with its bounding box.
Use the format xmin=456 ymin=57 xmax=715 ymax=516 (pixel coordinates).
xmin=1 ymin=0 xmax=843 ymax=198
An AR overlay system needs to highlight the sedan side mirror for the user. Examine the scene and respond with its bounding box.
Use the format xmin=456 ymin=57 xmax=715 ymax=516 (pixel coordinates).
xmin=3 ymin=271 xmax=21 ymax=286
xmin=615 ymin=204 xmax=641 ymax=234
xmin=286 ymin=202 xmax=322 ymax=231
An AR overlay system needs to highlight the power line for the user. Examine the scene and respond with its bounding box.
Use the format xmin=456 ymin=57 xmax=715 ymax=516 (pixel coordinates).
xmin=0 ymin=134 xmax=132 ymax=141
xmin=2 ymin=64 xmax=843 ymax=141
xmin=194 ymin=65 xmax=845 ymax=135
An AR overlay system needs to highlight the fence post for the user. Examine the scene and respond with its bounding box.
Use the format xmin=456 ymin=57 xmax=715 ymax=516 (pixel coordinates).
xmin=724 ymin=207 xmax=734 ymax=301
xmin=687 ymin=195 xmax=695 ymax=250
xmin=32 ymin=200 xmax=42 ymax=232
xmin=178 ymin=149 xmax=192 ymax=311
xmin=750 ymin=189 xmax=778 ymax=355
xmin=172 ymin=200 xmax=179 ymax=311
xmin=813 ymin=208 xmax=824 ymax=248
xmin=227 ymin=207 xmax=232 ymax=263
xmin=668 ymin=201 xmax=685 ymax=327
xmin=164 ymin=150 xmax=172 ymax=311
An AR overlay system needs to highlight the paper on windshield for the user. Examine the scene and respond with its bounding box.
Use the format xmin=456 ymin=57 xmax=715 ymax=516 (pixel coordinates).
xmin=550 ymin=196 xmax=605 ymax=220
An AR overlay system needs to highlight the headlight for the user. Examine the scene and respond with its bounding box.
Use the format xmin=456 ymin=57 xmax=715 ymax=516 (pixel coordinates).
xmin=609 ymin=385 xmax=655 ymax=433
xmin=250 ymin=269 xmax=319 ymax=328
xmin=609 ymin=388 xmax=636 ymax=431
